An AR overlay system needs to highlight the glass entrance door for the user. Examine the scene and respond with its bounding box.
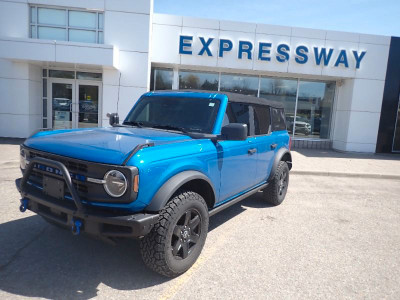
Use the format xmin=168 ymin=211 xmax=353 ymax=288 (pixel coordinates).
xmin=77 ymin=84 xmax=100 ymax=128
xmin=51 ymin=82 xmax=74 ymax=130
xmin=49 ymin=80 xmax=101 ymax=130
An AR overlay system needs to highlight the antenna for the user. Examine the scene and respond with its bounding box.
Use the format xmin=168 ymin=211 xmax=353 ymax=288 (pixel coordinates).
xmin=117 ymin=71 xmax=122 ymax=113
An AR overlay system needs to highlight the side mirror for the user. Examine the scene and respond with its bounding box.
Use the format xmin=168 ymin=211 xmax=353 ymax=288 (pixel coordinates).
xmin=107 ymin=113 xmax=119 ymax=127
xmin=221 ymin=123 xmax=248 ymax=141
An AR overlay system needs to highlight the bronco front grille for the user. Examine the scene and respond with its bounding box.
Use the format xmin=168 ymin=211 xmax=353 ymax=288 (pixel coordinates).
xmin=22 ymin=147 xmax=137 ymax=204
xmin=27 ymin=152 xmax=89 ymax=201
xmin=29 ymin=151 xmax=88 ymax=173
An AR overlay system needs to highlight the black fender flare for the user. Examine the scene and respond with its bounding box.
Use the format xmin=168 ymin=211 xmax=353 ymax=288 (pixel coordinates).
xmin=267 ymin=147 xmax=292 ymax=182
xmin=145 ymin=170 xmax=216 ymax=212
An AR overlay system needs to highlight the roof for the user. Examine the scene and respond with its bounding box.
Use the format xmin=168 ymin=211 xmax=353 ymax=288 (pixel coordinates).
xmin=148 ymin=90 xmax=284 ymax=109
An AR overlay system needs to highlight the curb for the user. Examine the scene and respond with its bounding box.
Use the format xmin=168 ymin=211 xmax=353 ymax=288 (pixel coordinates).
xmin=291 ymin=170 xmax=400 ymax=180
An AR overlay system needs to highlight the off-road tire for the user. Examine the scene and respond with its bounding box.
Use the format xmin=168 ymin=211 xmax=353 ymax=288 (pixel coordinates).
xmin=263 ymin=161 xmax=289 ymax=206
xmin=140 ymin=191 xmax=209 ymax=277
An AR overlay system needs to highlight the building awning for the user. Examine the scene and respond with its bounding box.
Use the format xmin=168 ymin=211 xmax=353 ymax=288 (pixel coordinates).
xmin=0 ymin=37 xmax=119 ymax=69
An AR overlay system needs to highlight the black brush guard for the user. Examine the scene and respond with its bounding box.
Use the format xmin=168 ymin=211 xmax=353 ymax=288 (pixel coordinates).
xmin=16 ymin=157 xmax=158 ymax=238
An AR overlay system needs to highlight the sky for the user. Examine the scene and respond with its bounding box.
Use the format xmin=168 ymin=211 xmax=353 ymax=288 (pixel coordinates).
xmin=154 ymin=0 xmax=400 ymax=37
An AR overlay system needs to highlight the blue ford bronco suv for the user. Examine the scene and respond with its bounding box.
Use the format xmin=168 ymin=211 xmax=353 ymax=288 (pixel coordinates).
xmin=16 ymin=90 xmax=292 ymax=277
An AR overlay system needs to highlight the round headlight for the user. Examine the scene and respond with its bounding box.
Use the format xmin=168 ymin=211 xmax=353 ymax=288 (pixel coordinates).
xmin=103 ymin=170 xmax=127 ymax=197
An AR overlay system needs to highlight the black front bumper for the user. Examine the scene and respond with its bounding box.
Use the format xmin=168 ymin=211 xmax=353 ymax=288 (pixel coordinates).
xmin=16 ymin=157 xmax=158 ymax=238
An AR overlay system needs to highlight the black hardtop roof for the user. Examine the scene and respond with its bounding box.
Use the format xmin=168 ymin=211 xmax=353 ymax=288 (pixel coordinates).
xmin=150 ymin=90 xmax=284 ymax=109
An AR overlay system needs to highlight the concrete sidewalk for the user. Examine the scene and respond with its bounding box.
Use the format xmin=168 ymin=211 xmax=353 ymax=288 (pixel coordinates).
xmin=291 ymin=149 xmax=400 ymax=179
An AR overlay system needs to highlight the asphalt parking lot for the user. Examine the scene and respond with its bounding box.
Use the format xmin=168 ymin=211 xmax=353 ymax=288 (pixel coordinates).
xmin=1 ymin=141 xmax=400 ymax=299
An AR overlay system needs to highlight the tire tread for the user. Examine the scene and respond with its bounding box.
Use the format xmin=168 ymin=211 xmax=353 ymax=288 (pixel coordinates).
xmin=140 ymin=191 xmax=208 ymax=277
xmin=263 ymin=161 xmax=289 ymax=206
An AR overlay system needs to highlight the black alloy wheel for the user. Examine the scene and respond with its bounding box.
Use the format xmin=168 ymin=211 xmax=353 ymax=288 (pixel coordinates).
xmin=171 ymin=209 xmax=202 ymax=259
xmin=277 ymin=168 xmax=288 ymax=197
xmin=140 ymin=190 xmax=209 ymax=277
xmin=262 ymin=161 xmax=290 ymax=206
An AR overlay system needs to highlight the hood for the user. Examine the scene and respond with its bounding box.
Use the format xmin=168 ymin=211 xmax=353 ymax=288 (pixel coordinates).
xmin=24 ymin=127 xmax=192 ymax=165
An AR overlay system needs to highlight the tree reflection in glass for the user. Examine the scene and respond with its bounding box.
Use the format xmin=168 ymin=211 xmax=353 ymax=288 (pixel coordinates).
xmin=260 ymin=78 xmax=297 ymax=133
xmin=179 ymin=71 xmax=219 ymax=91
xmin=220 ymin=74 xmax=258 ymax=96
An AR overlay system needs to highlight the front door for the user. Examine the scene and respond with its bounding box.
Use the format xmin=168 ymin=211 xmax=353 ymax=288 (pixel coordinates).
xmin=49 ymin=80 xmax=101 ymax=130
xmin=51 ymin=80 xmax=75 ymax=130
xmin=76 ymin=82 xmax=101 ymax=128
xmin=217 ymin=103 xmax=259 ymax=203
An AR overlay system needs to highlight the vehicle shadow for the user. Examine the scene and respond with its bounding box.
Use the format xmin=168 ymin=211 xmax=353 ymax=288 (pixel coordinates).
xmin=0 ymin=193 xmax=268 ymax=299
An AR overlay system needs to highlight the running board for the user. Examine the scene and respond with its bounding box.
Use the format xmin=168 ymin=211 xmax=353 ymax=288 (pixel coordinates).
xmin=209 ymin=183 xmax=268 ymax=217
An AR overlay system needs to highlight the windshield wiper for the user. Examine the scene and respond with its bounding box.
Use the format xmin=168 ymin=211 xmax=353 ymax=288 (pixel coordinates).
xmin=148 ymin=124 xmax=189 ymax=133
xmin=123 ymin=121 xmax=144 ymax=128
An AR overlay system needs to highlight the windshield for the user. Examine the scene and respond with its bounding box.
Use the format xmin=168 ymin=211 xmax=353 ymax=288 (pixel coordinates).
xmin=123 ymin=96 xmax=221 ymax=133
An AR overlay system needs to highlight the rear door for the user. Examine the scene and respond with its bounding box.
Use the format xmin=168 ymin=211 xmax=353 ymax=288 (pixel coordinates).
xmin=217 ymin=102 xmax=258 ymax=203
xmin=252 ymin=105 xmax=276 ymax=182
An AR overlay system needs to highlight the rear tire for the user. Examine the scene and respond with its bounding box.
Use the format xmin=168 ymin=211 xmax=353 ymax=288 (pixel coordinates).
xmin=262 ymin=161 xmax=289 ymax=206
xmin=140 ymin=191 xmax=209 ymax=277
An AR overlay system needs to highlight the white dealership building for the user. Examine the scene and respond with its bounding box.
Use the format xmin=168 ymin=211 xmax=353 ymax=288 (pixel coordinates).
xmin=0 ymin=0 xmax=399 ymax=153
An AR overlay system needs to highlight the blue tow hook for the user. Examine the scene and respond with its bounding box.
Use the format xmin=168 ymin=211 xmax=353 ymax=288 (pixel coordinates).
xmin=19 ymin=198 xmax=29 ymax=212
xmin=71 ymin=219 xmax=82 ymax=236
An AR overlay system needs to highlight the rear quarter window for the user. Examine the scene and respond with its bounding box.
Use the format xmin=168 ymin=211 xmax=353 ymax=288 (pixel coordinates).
xmin=271 ymin=108 xmax=287 ymax=131
xmin=253 ymin=105 xmax=271 ymax=135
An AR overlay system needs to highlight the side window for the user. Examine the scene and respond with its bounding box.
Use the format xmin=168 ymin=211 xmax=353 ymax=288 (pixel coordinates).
xmin=253 ymin=105 xmax=271 ymax=135
xmin=228 ymin=102 xmax=255 ymax=136
xmin=271 ymin=108 xmax=287 ymax=131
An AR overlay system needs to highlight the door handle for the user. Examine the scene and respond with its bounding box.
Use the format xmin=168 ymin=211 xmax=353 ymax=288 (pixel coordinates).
xmin=271 ymin=144 xmax=277 ymax=150
xmin=248 ymin=148 xmax=257 ymax=155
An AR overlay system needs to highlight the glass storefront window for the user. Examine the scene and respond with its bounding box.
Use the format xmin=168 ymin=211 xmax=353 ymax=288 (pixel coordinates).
xmin=38 ymin=8 xmax=66 ymax=26
xmin=76 ymin=72 xmax=102 ymax=80
xmin=30 ymin=6 xmax=104 ymax=44
xmin=49 ymin=70 xmax=75 ymax=79
xmin=259 ymin=77 xmax=298 ymax=133
xmin=98 ymin=32 xmax=104 ymax=44
xmin=30 ymin=26 xmax=37 ymax=38
xmin=43 ymin=98 xmax=47 ymax=118
xmin=38 ymin=26 xmax=66 ymax=41
xmin=30 ymin=7 xmax=37 ymax=23
xmin=69 ymin=29 xmax=96 ymax=43
xmin=150 ymin=67 xmax=336 ymax=140
xmin=296 ymin=81 xmax=335 ymax=139
xmin=43 ymin=79 xmax=47 ymax=97
xmin=154 ymin=69 xmax=173 ymax=90
xmin=220 ymin=74 xmax=259 ymax=96
xmin=69 ymin=11 xmax=96 ymax=29
xmin=179 ymin=71 xmax=218 ymax=90
xmin=99 ymin=13 xmax=104 ymax=29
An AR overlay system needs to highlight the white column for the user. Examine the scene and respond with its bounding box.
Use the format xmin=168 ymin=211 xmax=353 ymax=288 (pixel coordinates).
xmin=172 ymin=67 xmax=179 ymax=90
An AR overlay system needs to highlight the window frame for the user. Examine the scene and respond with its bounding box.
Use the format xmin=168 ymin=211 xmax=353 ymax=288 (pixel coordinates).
xmin=252 ymin=104 xmax=272 ymax=136
xmin=270 ymin=107 xmax=287 ymax=132
xmin=29 ymin=5 xmax=104 ymax=44
xmin=225 ymin=102 xmax=272 ymax=137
